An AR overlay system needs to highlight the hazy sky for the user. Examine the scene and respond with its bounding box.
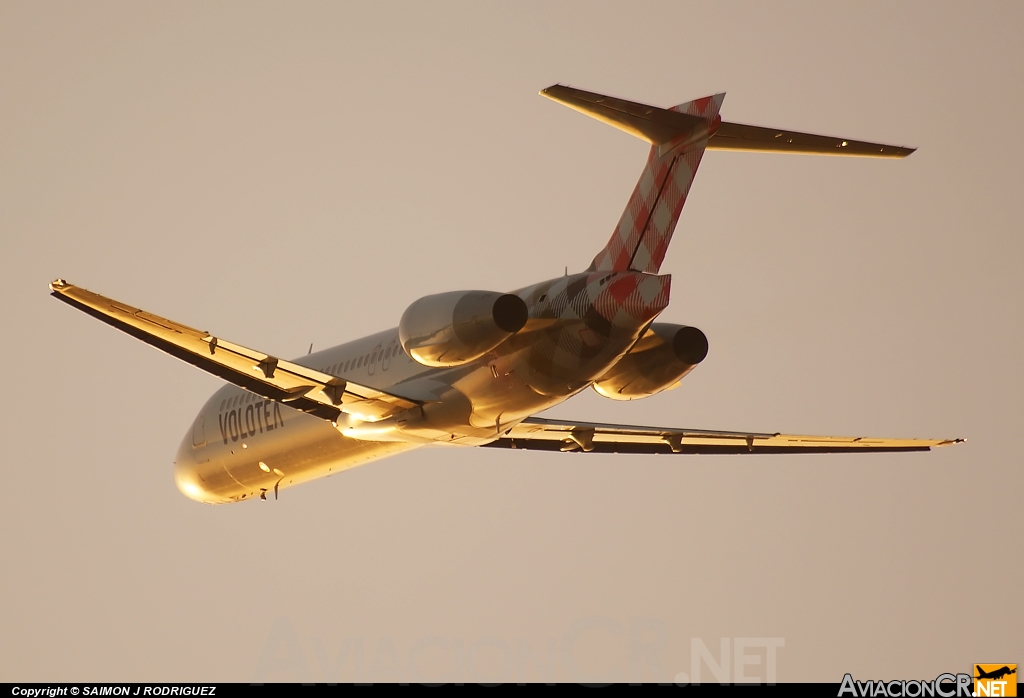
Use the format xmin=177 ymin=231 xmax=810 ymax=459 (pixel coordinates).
xmin=2 ymin=1 xmax=1021 ymax=683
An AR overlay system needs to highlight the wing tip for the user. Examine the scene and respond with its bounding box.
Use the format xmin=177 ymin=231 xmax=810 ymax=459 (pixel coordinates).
xmin=49 ymin=277 xmax=70 ymax=293
xmin=881 ymin=145 xmax=916 ymax=158
xmin=539 ymin=83 xmax=566 ymax=99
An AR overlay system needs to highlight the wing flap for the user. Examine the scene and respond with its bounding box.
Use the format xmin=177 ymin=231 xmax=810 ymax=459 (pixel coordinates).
xmin=49 ymin=279 xmax=419 ymax=422
xmin=486 ymin=416 xmax=960 ymax=455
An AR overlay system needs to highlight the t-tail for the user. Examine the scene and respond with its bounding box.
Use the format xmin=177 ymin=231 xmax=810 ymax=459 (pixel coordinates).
xmin=541 ymin=85 xmax=725 ymax=274
xmin=540 ymin=84 xmax=915 ymax=275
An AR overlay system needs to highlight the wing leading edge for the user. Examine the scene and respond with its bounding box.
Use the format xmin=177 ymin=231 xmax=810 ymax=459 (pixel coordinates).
xmin=483 ymin=417 xmax=961 ymax=455
xmin=49 ymin=279 xmax=418 ymax=423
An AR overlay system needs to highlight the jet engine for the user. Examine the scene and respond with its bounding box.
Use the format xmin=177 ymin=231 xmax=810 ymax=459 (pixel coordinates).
xmin=593 ymin=323 xmax=708 ymax=400
xmin=399 ymin=290 xmax=528 ymax=367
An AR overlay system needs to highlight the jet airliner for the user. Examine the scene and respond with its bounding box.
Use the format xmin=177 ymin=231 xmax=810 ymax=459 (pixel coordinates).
xmin=50 ymin=85 xmax=961 ymax=504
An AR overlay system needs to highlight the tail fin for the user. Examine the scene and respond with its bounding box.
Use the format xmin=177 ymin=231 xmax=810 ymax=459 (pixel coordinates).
xmin=541 ymin=85 xmax=725 ymax=274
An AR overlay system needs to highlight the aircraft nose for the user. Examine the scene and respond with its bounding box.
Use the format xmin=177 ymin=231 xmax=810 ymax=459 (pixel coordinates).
xmin=174 ymin=434 xmax=216 ymax=503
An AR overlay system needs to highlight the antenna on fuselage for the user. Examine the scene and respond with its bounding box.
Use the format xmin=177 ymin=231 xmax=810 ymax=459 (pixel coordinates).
xmin=308 ymin=343 xmax=313 ymax=355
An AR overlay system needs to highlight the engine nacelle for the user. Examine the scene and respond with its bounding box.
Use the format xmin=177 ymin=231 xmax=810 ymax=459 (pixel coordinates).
xmin=593 ymin=323 xmax=708 ymax=400
xmin=399 ymin=290 xmax=528 ymax=367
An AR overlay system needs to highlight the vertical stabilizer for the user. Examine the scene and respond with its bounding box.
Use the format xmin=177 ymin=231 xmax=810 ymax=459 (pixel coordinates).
xmin=591 ymin=93 xmax=724 ymax=273
xmin=540 ymin=86 xmax=724 ymax=274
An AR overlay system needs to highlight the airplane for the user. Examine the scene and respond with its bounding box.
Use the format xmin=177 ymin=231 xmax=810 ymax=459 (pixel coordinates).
xmin=975 ymin=666 xmax=1016 ymax=681
xmin=49 ymin=85 xmax=962 ymax=504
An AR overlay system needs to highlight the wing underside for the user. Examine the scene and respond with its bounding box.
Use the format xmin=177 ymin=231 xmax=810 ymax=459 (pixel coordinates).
xmin=483 ymin=417 xmax=960 ymax=455
xmin=49 ymin=280 xmax=418 ymax=422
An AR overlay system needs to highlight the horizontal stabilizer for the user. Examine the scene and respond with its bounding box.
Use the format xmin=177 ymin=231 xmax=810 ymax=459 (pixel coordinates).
xmin=483 ymin=417 xmax=961 ymax=455
xmin=541 ymin=84 xmax=709 ymax=145
xmin=710 ymin=121 xmax=915 ymax=158
xmin=49 ymin=279 xmax=419 ymax=423
xmin=541 ymin=84 xmax=914 ymax=157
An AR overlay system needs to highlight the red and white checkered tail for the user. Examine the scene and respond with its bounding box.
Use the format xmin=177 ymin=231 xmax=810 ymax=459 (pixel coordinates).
xmin=540 ymin=86 xmax=725 ymax=274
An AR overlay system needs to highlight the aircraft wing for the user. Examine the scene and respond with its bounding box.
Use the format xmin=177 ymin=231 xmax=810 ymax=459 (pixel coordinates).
xmin=482 ymin=417 xmax=961 ymax=454
xmin=49 ymin=279 xmax=419 ymax=422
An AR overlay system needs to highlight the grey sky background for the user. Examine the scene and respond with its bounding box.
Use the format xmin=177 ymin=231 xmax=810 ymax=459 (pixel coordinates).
xmin=2 ymin=1 xmax=1021 ymax=683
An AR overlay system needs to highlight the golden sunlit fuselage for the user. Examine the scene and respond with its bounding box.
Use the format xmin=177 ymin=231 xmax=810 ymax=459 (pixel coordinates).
xmin=174 ymin=270 xmax=671 ymax=503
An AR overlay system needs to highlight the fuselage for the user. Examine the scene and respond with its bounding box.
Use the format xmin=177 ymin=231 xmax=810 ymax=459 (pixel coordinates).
xmin=174 ymin=270 xmax=671 ymax=503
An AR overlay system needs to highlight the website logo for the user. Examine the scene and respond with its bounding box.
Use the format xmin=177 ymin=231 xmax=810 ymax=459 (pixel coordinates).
xmin=974 ymin=665 xmax=1016 ymax=698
